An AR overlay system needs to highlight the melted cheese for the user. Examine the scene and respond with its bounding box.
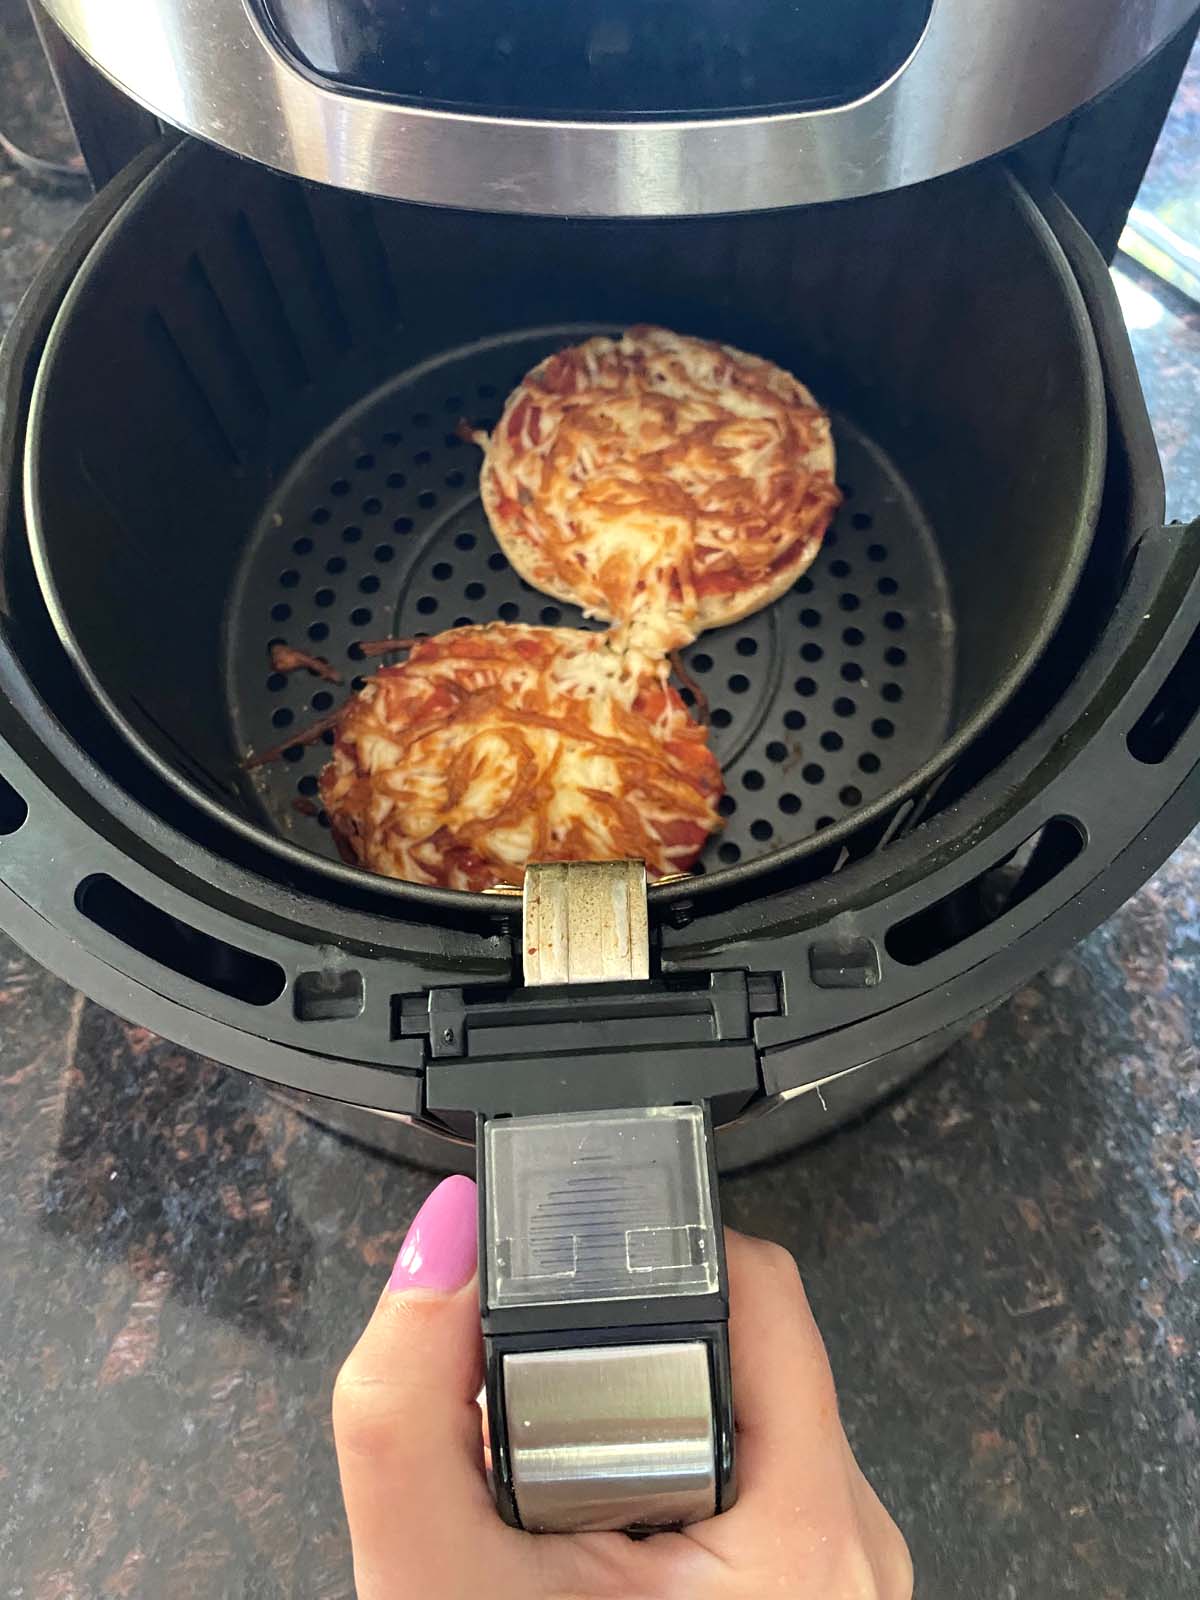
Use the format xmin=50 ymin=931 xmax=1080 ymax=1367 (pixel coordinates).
xmin=478 ymin=326 xmax=841 ymax=649
xmin=318 ymin=623 xmax=721 ymax=890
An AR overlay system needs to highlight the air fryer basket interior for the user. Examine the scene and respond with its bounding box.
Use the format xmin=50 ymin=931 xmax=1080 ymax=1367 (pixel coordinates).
xmin=25 ymin=140 xmax=1103 ymax=896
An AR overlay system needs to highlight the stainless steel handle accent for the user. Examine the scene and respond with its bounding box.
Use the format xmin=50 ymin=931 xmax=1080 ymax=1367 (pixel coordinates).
xmin=503 ymin=1342 xmax=717 ymax=1532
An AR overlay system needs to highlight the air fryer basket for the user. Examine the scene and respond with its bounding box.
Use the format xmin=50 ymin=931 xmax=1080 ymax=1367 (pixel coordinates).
xmin=24 ymin=139 xmax=1103 ymax=905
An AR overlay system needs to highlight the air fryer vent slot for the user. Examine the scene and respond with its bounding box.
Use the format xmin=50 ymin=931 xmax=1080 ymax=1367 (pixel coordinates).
xmin=1127 ymin=618 xmax=1200 ymax=765
xmin=0 ymin=773 xmax=28 ymax=836
xmin=885 ymin=817 xmax=1086 ymax=967
xmin=75 ymin=874 xmax=285 ymax=1006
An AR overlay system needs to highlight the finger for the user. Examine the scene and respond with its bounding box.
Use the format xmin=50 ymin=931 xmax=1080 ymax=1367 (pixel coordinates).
xmin=333 ymin=1177 xmax=525 ymax=1598
xmin=693 ymin=1231 xmax=859 ymax=1552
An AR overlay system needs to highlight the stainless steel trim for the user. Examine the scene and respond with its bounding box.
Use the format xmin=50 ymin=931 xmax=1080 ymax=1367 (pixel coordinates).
xmin=503 ymin=1341 xmax=717 ymax=1531
xmin=38 ymin=0 xmax=1200 ymax=216
xmin=522 ymin=860 xmax=649 ymax=986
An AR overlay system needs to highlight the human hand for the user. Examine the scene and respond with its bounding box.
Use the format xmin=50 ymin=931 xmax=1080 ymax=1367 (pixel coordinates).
xmin=334 ymin=1175 xmax=912 ymax=1599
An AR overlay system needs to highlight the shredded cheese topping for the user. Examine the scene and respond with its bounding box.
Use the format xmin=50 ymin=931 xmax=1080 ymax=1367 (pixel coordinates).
xmin=318 ymin=624 xmax=723 ymax=890
xmin=477 ymin=326 xmax=841 ymax=651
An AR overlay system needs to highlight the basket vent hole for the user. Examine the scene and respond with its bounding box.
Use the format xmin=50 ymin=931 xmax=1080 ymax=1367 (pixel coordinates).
xmin=393 ymin=517 xmax=413 ymax=534
xmin=307 ymin=621 xmax=329 ymax=642
xmin=779 ymin=792 xmax=801 ymax=815
xmin=852 ymin=512 xmax=873 ymax=530
xmin=841 ymin=662 xmax=862 ymax=682
xmin=736 ymin=637 xmax=757 ymax=658
xmin=867 ymin=544 xmax=887 ymax=562
xmin=718 ymin=842 xmax=741 ymax=864
xmin=878 ymin=576 xmax=899 ymax=596
xmin=883 ymin=611 xmax=905 ymax=631
xmin=499 ymin=602 xmax=520 ymax=622
xmin=750 ymin=820 xmax=773 ymax=842
xmin=342 ymin=525 xmax=363 ymax=544
xmin=414 ymin=450 xmax=432 ymax=465
xmin=765 ymin=742 xmax=787 ymax=763
xmin=0 ymin=772 xmax=28 ymax=835
xmin=351 ymin=607 xmax=372 ymax=627
xmin=312 ymin=691 xmax=334 ymax=711
xmin=272 ymin=708 xmax=294 ymax=729
xmin=75 ymin=874 xmax=284 ymax=1006
xmin=742 ymin=770 xmax=764 ymax=792
xmin=416 ymin=595 xmax=438 ymax=616
xmin=298 ymin=774 xmax=319 ymax=796
xmin=830 ymin=560 xmax=851 ymax=579
xmin=800 ymin=608 xmax=821 ymax=628
xmin=710 ymin=707 xmax=732 ymax=729
xmin=540 ymin=606 xmax=562 ymax=624
xmin=432 ymin=562 xmax=453 ymax=582
xmin=820 ymin=731 xmax=843 ymax=752
xmin=488 ymin=551 xmax=508 ymax=571
xmin=374 ymin=544 xmax=395 ymax=563
xmin=794 ymin=575 xmax=814 ymax=595
xmin=783 ymin=709 xmax=805 ymax=731
xmin=885 ymin=646 xmax=907 ymax=668
xmin=887 ymin=818 xmax=1085 ymax=966
xmin=465 ymin=581 xmax=486 ymax=601
xmin=840 ymin=785 xmax=862 ymax=807
xmin=355 ymin=453 xmax=375 ymax=471
xmin=311 ymin=507 xmax=330 ymax=525
xmin=314 ymin=589 xmax=335 ymax=608
xmin=292 ymin=536 xmax=313 ymax=556
xmin=802 ymin=763 xmax=825 ymax=785
xmin=325 ymin=556 xmax=346 ymax=576
xmin=387 ymin=472 xmax=407 ymax=489
xmin=1128 ymin=619 xmax=1200 ymax=764
xmin=839 ymin=592 xmax=860 ymax=613
xmin=359 ymin=574 xmax=381 ymax=595
xmin=794 ymin=677 xmax=817 ymax=697
xmin=418 ymin=491 xmax=438 ymax=510
xmin=271 ymin=603 xmax=291 ymax=622
xmin=843 ymin=626 xmax=865 ymax=647
xmin=717 ymin=794 xmax=737 ymax=817
xmin=872 ymin=717 xmax=895 ymax=739
xmin=801 ymin=643 xmax=823 ymax=663
xmin=330 ymin=478 xmax=350 ymax=497
xmin=729 ymin=674 xmax=750 ymax=694
xmin=362 ymin=497 xmax=382 ymax=515
xmin=882 ymin=683 xmax=903 ymax=703
xmin=833 ymin=697 xmax=857 ymax=718
xmin=858 ymin=752 xmax=882 ymax=774
xmin=267 ymin=673 xmax=287 ymax=692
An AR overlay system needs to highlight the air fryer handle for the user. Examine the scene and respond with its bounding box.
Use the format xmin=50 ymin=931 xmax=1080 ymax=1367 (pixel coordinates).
xmin=477 ymin=1101 xmax=736 ymax=1533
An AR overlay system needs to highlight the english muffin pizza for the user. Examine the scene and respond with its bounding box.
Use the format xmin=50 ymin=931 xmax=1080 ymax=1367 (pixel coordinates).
xmin=473 ymin=326 xmax=841 ymax=651
xmin=318 ymin=623 xmax=723 ymax=890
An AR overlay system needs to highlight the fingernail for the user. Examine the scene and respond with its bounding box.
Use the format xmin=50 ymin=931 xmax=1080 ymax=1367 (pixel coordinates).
xmin=389 ymin=1175 xmax=477 ymax=1293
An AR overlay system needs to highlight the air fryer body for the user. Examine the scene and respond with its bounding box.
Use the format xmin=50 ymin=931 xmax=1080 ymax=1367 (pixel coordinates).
xmin=6 ymin=0 xmax=1200 ymax=1532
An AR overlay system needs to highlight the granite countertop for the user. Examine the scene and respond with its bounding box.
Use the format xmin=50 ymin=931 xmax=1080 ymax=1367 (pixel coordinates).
xmin=1 ymin=22 xmax=1198 ymax=1600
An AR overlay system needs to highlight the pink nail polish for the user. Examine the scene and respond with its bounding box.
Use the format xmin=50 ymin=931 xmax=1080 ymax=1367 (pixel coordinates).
xmin=389 ymin=1175 xmax=478 ymax=1292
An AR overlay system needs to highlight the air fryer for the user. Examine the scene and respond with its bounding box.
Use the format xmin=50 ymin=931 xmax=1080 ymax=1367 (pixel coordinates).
xmin=3 ymin=0 xmax=1199 ymax=1536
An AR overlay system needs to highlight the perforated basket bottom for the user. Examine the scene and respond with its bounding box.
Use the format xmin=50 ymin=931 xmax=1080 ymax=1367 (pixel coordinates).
xmin=228 ymin=327 xmax=955 ymax=875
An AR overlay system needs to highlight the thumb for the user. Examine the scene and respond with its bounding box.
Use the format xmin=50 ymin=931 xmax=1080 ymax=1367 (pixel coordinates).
xmin=333 ymin=1176 xmax=510 ymax=1592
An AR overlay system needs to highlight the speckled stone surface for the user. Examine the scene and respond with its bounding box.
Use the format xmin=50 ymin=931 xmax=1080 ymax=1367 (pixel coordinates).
xmin=1 ymin=25 xmax=1199 ymax=1600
